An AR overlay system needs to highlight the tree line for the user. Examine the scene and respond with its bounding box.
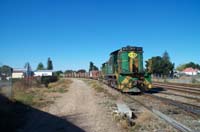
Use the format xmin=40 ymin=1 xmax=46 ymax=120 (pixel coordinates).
xmin=37 ymin=57 xmax=53 ymax=70
xmin=0 ymin=57 xmax=53 ymax=77
xmin=176 ymin=62 xmax=200 ymax=71
xmin=145 ymin=51 xmax=174 ymax=78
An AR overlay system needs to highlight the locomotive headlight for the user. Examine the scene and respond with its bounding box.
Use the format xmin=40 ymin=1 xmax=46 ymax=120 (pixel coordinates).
xmin=148 ymin=84 xmax=152 ymax=89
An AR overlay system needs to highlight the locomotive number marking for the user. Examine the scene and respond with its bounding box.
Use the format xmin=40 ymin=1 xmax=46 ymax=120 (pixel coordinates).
xmin=128 ymin=52 xmax=137 ymax=58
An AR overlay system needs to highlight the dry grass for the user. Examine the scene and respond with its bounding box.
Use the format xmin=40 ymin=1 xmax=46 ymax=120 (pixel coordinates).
xmin=136 ymin=110 xmax=152 ymax=124
xmin=83 ymin=79 xmax=119 ymax=100
xmin=130 ymin=110 xmax=154 ymax=131
xmin=112 ymin=112 xmax=136 ymax=131
xmin=47 ymin=79 xmax=72 ymax=93
xmin=131 ymin=109 xmax=177 ymax=132
xmin=83 ymin=79 xmax=105 ymax=93
xmin=0 ymin=78 xmax=73 ymax=132
xmin=12 ymin=78 xmax=73 ymax=108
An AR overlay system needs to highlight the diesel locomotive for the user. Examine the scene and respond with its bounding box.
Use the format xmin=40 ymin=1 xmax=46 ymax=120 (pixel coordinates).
xmin=101 ymin=46 xmax=152 ymax=92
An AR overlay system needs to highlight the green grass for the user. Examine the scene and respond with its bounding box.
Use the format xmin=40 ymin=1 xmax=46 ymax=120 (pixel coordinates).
xmin=14 ymin=91 xmax=34 ymax=106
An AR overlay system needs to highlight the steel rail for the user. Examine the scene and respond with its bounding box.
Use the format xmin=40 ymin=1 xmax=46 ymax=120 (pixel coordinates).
xmin=153 ymin=82 xmax=200 ymax=92
xmin=153 ymin=84 xmax=200 ymax=95
xmin=149 ymin=90 xmax=200 ymax=102
xmin=144 ymin=93 xmax=200 ymax=116
xmin=125 ymin=94 xmax=195 ymax=132
xmin=88 ymin=79 xmax=197 ymax=132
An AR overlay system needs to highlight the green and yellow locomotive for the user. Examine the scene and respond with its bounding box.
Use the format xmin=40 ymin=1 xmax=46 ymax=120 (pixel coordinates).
xmin=101 ymin=46 xmax=152 ymax=92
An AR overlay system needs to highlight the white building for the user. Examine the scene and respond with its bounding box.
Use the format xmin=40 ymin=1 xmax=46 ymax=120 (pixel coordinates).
xmin=34 ymin=70 xmax=53 ymax=77
xmin=12 ymin=68 xmax=26 ymax=78
xmin=182 ymin=68 xmax=199 ymax=76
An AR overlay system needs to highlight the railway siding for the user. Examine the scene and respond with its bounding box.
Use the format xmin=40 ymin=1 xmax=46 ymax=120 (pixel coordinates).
xmin=84 ymin=79 xmax=179 ymax=132
xmin=95 ymin=79 xmax=200 ymax=132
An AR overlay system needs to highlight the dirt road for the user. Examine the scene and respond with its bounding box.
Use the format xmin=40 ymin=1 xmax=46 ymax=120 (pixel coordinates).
xmin=47 ymin=78 xmax=123 ymax=132
xmin=19 ymin=79 xmax=123 ymax=132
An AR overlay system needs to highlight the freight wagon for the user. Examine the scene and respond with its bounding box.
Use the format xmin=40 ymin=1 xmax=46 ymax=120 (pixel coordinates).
xmin=89 ymin=70 xmax=100 ymax=80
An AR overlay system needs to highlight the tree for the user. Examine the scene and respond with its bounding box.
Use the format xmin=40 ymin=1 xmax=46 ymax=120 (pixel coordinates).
xmin=161 ymin=51 xmax=174 ymax=77
xmin=24 ymin=62 xmax=32 ymax=77
xmin=176 ymin=64 xmax=187 ymax=71
xmin=162 ymin=51 xmax=170 ymax=61
xmin=89 ymin=62 xmax=94 ymax=71
xmin=151 ymin=56 xmax=163 ymax=76
xmin=176 ymin=62 xmax=200 ymax=71
xmin=77 ymin=69 xmax=86 ymax=73
xmin=64 ymin=70 xmax=73 ymax=74
xmin=185 ymin=62 xmax=200 ymax=69
xmin=53 ymin=70 xmax=63 ymax=77
xmin=47 ymin=57 xmax=53 ymax=70
xmin=0 ymin=65 xmax=12 ymax=77
xmin=37 ymin=62 xmax=45 ymax=70
xmin=145 ymin=59 xmax=151 ymax=73
xmin=89 ymin=62 xmax=98 ymax=71
xmin=145 ymin=51 xmax=174 ymax=78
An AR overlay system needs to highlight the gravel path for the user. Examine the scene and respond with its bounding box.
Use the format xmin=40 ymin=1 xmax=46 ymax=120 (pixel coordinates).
xmin=46 ymin=78 xmax=123 ymax=132
xmin=18 ymin=79 xmax=123 ymax=132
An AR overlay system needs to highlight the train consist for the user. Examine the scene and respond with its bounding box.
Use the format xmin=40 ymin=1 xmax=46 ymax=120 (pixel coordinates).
xmin=64 ymin=69 xmax=99 ymax=79
xmin=65 ymin=46 xmax=152 ymax=93
xmin=101 ymin=46 xmax=152 ymax=92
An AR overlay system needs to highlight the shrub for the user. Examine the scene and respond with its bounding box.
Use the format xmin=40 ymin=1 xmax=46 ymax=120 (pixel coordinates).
xmin=191 ymin=78 xmax=195 ymax=83
xmin=41 ymin=76 xmax=58 ymax=87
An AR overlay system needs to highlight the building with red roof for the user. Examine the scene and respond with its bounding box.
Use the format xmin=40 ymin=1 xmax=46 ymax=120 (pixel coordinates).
xmin=182 ymin=67 xmax=199 ymax=75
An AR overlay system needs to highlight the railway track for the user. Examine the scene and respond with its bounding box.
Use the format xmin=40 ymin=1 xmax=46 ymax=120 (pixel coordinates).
xmin=101 ymin=80 xmax=200 ymax=113
xmin=90 ymin=79 xmax=199 ymax=132
xmin=147 ymin=89 xmax=200 ymax=102
xmin=153 ymin=82 xmax=200 ymax=91
xmin=144 ymin=93 xmax=200 ymax=116
xmin=153 ymin=83 xmax=200 ymax=95
xmin=149 ymin=90 xmax=200 ymax=102
xmin=125 ymin=94 xmax=195 ymax=132
xmin=102 ymin=80 xmax=200 ymax=117
xmin=104 ymin=85 xmax=200 ymax=132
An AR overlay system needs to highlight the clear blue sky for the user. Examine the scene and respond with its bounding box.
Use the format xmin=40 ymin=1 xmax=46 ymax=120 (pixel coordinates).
xmin=0 ymin=0 xmax=200 ymax=71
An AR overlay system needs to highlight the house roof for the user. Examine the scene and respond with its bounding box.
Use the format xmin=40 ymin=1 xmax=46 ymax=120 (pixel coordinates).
xmin=183 ymin=68 xmax=199 ymax=72
xmin=13 ymin=68 xmax=27 ymax=73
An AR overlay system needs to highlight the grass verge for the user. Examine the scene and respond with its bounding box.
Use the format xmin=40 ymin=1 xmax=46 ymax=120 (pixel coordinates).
xmin=83 ymin=79 xmax=118 ymax=100
xmin=0 ymin=78 xmax=73 ymax=131
xmin=13 ymin=78 xmax=73 ymax=108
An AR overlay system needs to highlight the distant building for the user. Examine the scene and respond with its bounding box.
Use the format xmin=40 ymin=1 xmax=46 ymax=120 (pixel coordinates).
xmin=12 ymin=68 xmax=26 ymax=78
xmin=182 ymin=68 xmax=199 ymax=75
xmin=34 ymin=70 xmax=53 ymax=77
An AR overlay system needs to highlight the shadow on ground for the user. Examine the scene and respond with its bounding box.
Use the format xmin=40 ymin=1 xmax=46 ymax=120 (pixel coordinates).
xmin=146 ymin=87 xmax=166 ymax=94
xmin=0 ymin=94 xmax=85 ymax=132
